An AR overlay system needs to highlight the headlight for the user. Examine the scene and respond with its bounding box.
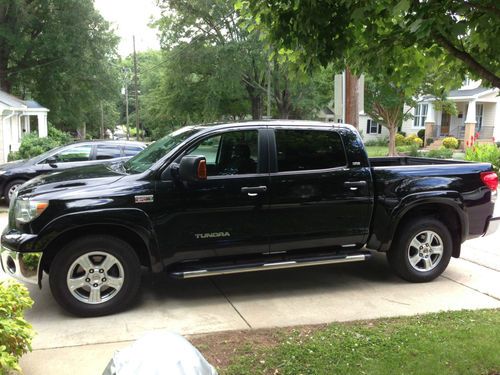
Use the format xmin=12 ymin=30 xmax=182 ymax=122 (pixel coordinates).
xmin=14 ymin=199 xmax=49 ymax=223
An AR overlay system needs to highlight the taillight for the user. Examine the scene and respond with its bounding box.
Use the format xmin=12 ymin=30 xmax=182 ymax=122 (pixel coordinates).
xmin=480 ymin=171 xmax=498 ymax=191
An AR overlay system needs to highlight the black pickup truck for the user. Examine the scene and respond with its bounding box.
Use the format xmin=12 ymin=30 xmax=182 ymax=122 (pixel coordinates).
xmin=1 ymin=121 xmax=498 ymax=316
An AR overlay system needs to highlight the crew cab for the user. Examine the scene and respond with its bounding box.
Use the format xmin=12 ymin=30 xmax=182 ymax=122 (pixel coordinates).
xmin=1 ymin=121 xmax=498 ymax=316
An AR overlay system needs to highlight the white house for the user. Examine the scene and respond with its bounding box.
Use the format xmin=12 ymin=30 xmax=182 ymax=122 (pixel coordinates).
xmin=0 ymin=90 xmax=49 ymax=163
xmin=318 ymin=72 xmax=389 ymax=142
xmin=401 ymin=80 xmax=500 ymax=144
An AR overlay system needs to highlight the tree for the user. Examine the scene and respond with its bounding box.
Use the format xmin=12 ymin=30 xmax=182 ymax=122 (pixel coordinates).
xmin=0 ymin=0 xmax=120 ymax=130
xmin=239 ymin=0 xmax=499 ymax=87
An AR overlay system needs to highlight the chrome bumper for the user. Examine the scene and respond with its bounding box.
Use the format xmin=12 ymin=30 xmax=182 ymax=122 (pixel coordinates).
xmin=484 ymin=216 xmax=500 ymax=236
xmin=0 ymin=246 xmax=41 ymax=285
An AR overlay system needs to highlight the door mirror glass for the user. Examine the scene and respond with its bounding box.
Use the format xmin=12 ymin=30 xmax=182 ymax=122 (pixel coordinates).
xmin=178 ymin=155 xmax=207 ymax=182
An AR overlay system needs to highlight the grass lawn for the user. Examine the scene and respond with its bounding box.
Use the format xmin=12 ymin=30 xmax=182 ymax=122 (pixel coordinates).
xmin=192 ymin=309 xmax=500 ymax=375
xmin=365 ymin=145 xmax=389 ymax=157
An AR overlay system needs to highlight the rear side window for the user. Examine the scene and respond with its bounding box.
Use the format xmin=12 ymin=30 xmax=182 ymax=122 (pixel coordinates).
xmin=96 ymin=145 xmax=122 ymax=160
xmin=123 ymin=146 xmax=144 ymax=157
xmin=275 ymin=129 xmax=346 ymax=172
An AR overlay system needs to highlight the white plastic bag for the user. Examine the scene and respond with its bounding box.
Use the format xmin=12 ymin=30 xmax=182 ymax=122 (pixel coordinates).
xmin=102 ymin=331 xmax=218 ymax=375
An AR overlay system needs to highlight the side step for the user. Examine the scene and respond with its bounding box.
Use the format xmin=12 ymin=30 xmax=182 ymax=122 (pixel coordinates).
xmin=169 ymin=250 xmax=371 ymax=279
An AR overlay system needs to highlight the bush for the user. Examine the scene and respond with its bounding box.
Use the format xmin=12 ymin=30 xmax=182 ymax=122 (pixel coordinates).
xmin=426 ymin=138 xmax=434 ymax=146
xmin=442 ymin=137 xmax=459 ymax=149
xmin=465 ymin=143 xmax=500 ymax=174
xmin=0 ymin=281 xmax=34 ymax=373
xmin=395 ymin=134 xmax=406 ymax=147
xmin=427 ymin=147 xmax=454 ymax=159
xmin=404 ymin=134 xmax=423 ymax=148
xmin=15 ymin=127 xmax=72 ymax=160
xmin=398 ymin=131 xmax=406 ymax=137
xmin=364 ymin=137 xmax=388 ymax=147
xmin=417 ymin=129 xmax=425 ymax=141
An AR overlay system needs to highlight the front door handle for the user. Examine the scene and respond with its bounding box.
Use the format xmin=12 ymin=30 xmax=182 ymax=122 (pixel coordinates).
xmin=241 ymin=186 xmax=268 ymax=196
xmin=344 ymin=181 xmax=367 ymax=191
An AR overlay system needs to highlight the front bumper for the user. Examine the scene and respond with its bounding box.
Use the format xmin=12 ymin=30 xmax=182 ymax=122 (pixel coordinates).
xmin=0 ymin=246 xmax=41 ymax=285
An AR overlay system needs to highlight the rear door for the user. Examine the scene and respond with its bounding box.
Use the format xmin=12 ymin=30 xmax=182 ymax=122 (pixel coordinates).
xmin=267 ymin=127 xmax=372 ymax=252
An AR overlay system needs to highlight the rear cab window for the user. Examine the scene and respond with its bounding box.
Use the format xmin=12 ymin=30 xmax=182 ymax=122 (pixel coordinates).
xmin=96 ymin=145 xmax=122 ymax=160
xmin=274 ymin=129 xmax=346 ymax=172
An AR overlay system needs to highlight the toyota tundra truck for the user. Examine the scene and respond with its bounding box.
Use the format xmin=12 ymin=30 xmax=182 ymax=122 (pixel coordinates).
xmin=1 ymin=121 xmax=498 ymax=316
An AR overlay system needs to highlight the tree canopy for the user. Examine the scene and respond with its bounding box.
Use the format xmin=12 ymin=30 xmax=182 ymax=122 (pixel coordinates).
xmin=239 ymin=0 xmax=499 ymax=88
xmin=0 ymin=0 xmax=121 ymax=132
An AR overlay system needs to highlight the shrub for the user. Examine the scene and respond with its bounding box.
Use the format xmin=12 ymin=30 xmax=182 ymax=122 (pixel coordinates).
xmin=427 ymin=147 xmax=454 ymax=159
xmin=0 ymin=281 xmax=34 ymax=373
xmin=395 ymin=134 xmax=406 ymax=147
xmin=465 ymin=143 xmax=500 ymax=174
xmin=398 ymin=131 xmax=406 ymax=137
xmin=426 ymin=138 xmax=434 ymax=146
xmin=442 ymin=137 xmax=459 ymax=149
xmin=15 ymin=127 xmax=72 ymax=160
xmin=404 ymin=134 xmax=423 ymax=147
xmin=364 ymin=137 xmax=388 ymax=147
xmin=417 ymin=129 xmax=425 ymax=141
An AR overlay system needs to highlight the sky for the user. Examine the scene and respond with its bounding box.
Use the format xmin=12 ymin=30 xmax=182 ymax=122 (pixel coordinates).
xmin=94 ymin=0 xmax=162 ymax=56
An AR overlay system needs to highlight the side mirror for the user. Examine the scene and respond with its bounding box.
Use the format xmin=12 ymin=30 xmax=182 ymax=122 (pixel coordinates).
xmin=46 ymin=156 xmax=57 ymax=167
xmin=178 ymin=155 xmax=207 ymax=182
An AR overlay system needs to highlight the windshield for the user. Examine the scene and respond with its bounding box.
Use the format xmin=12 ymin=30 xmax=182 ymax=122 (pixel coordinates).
xmin=124 ymin=126 xmax=202 ymax=173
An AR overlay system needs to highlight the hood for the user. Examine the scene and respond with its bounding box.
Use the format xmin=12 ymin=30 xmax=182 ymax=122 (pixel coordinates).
xmin=17 ymin=162 xmax=127 ymax=198
xmin=0 ymin=159 xmax=28 ymax=171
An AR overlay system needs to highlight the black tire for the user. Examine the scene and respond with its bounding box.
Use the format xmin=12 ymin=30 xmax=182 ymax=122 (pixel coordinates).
xmin=387 ymin=217 xmax=452 ymax=283
xmin=49 ymin=235 xmax=141 ymax=317
xmin=4 ymin=179 xmax=26 ymax=205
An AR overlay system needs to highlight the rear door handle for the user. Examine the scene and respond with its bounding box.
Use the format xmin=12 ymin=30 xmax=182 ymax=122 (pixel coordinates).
xmin=344 ymin=181 xmax=367 ymax=191
xmin=241 ymin=186 xmax=267 ymax=196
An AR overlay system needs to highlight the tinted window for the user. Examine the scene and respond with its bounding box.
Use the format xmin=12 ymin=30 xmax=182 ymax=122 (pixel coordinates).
xmin=123 ymin=146 xmax=144 ymax=157
xmin=53 ymin=145 xmax=92 ymax=163
xmin=275 ymin=129 xmax=346 ymax=172
xmin=96 ymin=145 xmax=122 ymax=160
xmin=187 ymin=130 xmax=258 ymax=176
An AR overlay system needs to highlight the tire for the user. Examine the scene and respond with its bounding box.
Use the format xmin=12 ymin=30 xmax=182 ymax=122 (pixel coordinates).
xmin=4 ymin=179 xmax=25 ymax=205
xmin=387 ymin=217 xmax=452 ymax=283
xmin=49 ymin=235 xmax=141 ymax=317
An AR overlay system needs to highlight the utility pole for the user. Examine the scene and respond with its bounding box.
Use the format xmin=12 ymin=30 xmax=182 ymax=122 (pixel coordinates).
xmin=133 ymin=36 xmax=141 ymax=141
xmin=100 ymin=101 xmax=104 ymax=139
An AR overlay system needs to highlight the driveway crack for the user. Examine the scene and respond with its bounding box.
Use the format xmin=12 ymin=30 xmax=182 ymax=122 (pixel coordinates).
xmin=440 ymin=274 xmax=500 ymax=302
xmin=210 ymin=279 xmax=252 ymax=329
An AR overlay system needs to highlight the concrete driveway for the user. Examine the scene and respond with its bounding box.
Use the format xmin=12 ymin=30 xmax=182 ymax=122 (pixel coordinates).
xmin=0 ymin=208 xmax=498 ymax=375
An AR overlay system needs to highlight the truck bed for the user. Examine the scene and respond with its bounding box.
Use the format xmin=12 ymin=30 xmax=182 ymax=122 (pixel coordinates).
xmin=369 ymin=156 xmax=469 ymax=167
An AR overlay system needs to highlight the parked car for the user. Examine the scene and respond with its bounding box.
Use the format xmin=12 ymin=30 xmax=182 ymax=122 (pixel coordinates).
xmin=1 ymin=121 xmax=498 ymax=316
xmin=0 ymin=140 xmax=146 ymax=204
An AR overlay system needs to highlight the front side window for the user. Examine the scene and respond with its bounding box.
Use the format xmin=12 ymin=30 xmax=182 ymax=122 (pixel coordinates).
xmin=96 ymin=145 xmax=122 ymax=160
xmin=275 ymin=129 xmax=346 ymax=172
xmin=413 ymin=104 xmax=428 ymax=128
xmin=187 ymin=130 xmax=258 ymax=176
xmin=52 ymin=145 xmax=92 ymax=163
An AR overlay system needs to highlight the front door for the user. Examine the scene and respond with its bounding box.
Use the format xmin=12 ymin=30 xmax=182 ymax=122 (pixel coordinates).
xmin=441 ymin=113 xmax=450 ymax=136
xmin=155 ymin=128 xmax=270 ymax=264
xmin=267 ymin=128 xmax=373 ymax=252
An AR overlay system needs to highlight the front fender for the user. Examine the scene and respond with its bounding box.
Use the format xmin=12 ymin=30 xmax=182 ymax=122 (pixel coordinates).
xmin=35 ymin=208 xmax=162 ymax=274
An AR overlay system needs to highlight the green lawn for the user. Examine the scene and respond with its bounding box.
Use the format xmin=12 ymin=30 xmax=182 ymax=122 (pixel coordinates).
xmin=365 ymin=145 xmax=389 ymax=157
xmin=224 ymin=309 xmax=500 ymax=375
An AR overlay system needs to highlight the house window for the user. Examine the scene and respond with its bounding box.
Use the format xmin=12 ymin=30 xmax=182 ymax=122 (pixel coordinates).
xmin=366 ymin=119 xmax=382 ymax=134
xmin=476 ymin=104 xmax=483 ymax=131
xmin=413 ymin=104 xmax=428 ymax=128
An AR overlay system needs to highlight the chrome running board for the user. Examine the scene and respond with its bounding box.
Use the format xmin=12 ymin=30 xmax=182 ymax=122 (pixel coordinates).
xmin=170 ymin=252 xmax=370 ymax=279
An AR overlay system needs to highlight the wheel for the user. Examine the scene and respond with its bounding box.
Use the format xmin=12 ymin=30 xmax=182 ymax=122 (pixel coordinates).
xmin=387 ymin=217 xmax=452 ymax=282
xmin=4 ymin=179 xmax=25 ymax=205
xmin=49 ymin=235 xmax=141 ymax=317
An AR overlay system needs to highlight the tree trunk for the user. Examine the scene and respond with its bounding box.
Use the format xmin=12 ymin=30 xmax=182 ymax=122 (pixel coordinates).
xmin=388 ymin=124 xmax=397 ymax=156
xmin=245 ymin=84 xmax=262 ymax=120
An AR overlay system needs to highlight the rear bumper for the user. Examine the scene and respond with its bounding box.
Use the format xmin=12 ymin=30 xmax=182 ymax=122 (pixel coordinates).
xmin=484 ymin=216 xmax=500 ymax=236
